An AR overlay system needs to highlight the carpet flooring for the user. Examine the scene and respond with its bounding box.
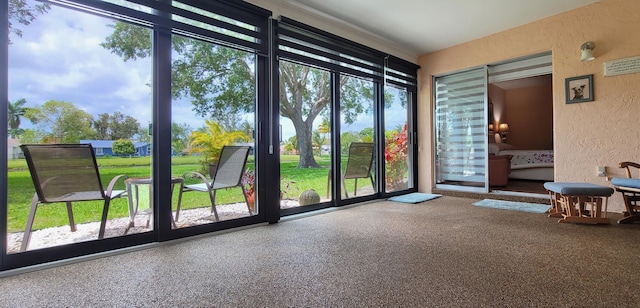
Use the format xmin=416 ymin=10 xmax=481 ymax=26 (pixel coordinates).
xmin=1 ymin=196 xmax=639 ymax=307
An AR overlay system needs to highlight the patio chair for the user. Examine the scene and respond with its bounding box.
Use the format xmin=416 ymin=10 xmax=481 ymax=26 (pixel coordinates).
xmin=611 ymin=162 xmax=640 ymax=223
xmin=19 ymin=144 xmax=127 ymax=251
xmin=327 ymin=142 xmax=374 ymax=198
xmin=180 ymin=146 xmax=252 ymax=221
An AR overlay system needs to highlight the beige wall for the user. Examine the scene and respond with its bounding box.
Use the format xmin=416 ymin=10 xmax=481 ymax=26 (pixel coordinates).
xmin=504 ymin=82 xmax=553 ymax=150
xmin=418 ymin=0 xmax=640 ymax=212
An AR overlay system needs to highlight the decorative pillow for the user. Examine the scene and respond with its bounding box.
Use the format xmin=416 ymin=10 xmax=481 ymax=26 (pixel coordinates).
xmin=488 ymin=143 xmax=516 ymax=154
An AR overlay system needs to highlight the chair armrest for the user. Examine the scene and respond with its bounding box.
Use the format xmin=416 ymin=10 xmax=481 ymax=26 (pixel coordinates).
xmin=183 ymin=171 xmax=212 ymax=188
xmin=105 ymin=174 xmax=128 ymax=198
xmin=619 ymin=162 xmax=640 ymax=178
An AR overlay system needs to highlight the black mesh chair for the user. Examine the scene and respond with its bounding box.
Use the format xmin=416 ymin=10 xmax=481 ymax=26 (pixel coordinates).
xmin=327 ymin=142 xmax=375 ymax=198
xmin=19 ymin=144 xmax=127 ymax=251
xmin=181 ymin=146 xmax=252 ymax=221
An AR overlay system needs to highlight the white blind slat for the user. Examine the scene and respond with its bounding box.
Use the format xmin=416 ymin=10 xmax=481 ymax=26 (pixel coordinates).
xmin=435 ymin=68 xmax=487 ymax=185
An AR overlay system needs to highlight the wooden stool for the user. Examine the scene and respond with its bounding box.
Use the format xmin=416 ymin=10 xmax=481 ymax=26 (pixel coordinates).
xmin=543 ymin=182 xmax=614 ymax=225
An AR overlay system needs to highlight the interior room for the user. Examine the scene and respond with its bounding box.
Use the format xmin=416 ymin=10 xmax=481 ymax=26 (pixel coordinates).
xmin=2 ymin=0 xmax=640 ymax=306
xmin=489 ymin=74 xmax=553 ymax=195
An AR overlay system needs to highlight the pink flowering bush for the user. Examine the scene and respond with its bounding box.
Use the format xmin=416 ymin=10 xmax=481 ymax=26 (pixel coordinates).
xmin=384 ymin=123 xmax=408 ymax=190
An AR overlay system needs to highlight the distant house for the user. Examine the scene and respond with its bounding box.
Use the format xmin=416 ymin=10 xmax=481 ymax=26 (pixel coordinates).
xmin=80 ymin=140 xmax=151 ymax=157
xmin=7 ymin=139 xmax=23 ymax=160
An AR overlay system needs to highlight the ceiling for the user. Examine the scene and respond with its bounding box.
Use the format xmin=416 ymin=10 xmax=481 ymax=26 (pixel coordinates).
xmin=284 ymin=0 xmax=599 ymax=56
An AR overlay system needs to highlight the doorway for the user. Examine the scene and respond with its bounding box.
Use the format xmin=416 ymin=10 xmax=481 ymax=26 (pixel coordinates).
xmin=434 ymin=52 xmax=553 ymax=196
xmin=487 ymin=53 xmax=554 ymax=195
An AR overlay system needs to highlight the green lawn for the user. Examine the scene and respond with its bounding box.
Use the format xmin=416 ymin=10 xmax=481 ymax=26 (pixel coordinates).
xmin=6 ymin=154 xmax=347 ymax=233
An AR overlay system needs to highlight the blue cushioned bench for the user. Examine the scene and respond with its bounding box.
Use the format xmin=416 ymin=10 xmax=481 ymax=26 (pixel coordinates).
xmin=543 ymin=182 xmax=614 ymax=224
xmin=611 ymin=177 xmax=640 ymax=224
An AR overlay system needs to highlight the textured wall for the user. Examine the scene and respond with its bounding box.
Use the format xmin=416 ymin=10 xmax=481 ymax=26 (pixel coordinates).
xmin=418 ymin=0 xmax=640 ymax=212
xmin=505 ymin=83 xmax=553 ymax=150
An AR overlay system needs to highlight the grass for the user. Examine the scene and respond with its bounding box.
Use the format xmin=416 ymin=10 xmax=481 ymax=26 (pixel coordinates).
xmin=6 ymin=154 xmax=362 ymax=233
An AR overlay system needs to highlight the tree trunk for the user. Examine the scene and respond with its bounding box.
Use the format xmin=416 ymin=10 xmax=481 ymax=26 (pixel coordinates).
xmin=293 ymin=118 xmax=320 ymax=168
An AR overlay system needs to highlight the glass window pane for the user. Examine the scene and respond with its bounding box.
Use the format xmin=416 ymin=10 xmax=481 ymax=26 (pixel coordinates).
xmin=170 ymin=35 xmax=257 ymax=228
xmin=7 ymin=4 xmax=152 ymax=253
xmin=279 ymin=61 xmax=332 ymax=208
xmin=434 ymin=68 xmax=487 ymax=189
xmin=384 ymin=86 xmax=410 ymax=193
xmin=340 ymin=75 xmax=376 ymax=199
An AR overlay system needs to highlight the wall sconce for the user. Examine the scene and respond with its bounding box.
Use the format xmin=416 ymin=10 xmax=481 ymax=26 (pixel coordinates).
xmin=498 ymin=123 xmax=510 ymax=141
xmin=580 ymin=41 xmax=595 ymax=61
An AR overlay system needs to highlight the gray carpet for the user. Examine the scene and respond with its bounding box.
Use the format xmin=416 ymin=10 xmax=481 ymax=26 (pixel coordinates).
xmin=1 ymin=196 xmax=639 ymax=307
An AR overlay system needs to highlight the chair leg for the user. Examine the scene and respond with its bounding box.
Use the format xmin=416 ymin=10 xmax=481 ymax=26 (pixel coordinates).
xmin=354 ymin=178 xmax=358 ymax=196
xmin=618 ymin=193 xmax=640 ymax=224
xmin=66 ymin=202 xmax=76 ymax=232
xmin=326 ymin=168 xmax=331 ymax=199
xmin=341 ymin=174 xmax=349 ymax=198
xmin=99 ymin=198 xmax=111 ymax=239
xmin=208 ymin=189 xmax=220 ymax=221
xmin=242 ymin=188 xmax=253 ymax=215
xmin=20 ymin=193 xmax=40 ymax=252
xmin=172 ymin=182 xmax=184 ymax=228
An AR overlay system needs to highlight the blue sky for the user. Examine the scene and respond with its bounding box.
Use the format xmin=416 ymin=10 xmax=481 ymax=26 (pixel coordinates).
xmin=8 ymin=1 xmax=407 ymax=141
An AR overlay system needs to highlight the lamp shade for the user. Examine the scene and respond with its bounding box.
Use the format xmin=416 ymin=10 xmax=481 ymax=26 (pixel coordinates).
xmin=581 ymin=49 xmax=595 ymax=61
xmin=580 ymin=41 xmax=595 ymax=61
xmin=499 ymin=123 xmax=509 ymax=132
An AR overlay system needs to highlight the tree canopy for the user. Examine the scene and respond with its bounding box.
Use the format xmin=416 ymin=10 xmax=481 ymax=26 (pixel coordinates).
xmin=101 ymin=22 xmax=376 ymax=168
xmin=112 ymin=139 xmax=135 ymax=156
xmin=189 ymin=119 xmax=248 ymax=173
xmin=93 ymin=111 xmax=140 ymax=140
xmin=7 ymin=98 xmax=27 ymax=138
xmin=8 ymin=0 xmax=50 ymax=44
xmin=25 ymin=100 xmax=95 ymax=143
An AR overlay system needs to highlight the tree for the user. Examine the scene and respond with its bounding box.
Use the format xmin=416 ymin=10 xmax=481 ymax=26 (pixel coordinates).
xmin=18 ymin=128 xmax=44 ymax=144
xmin=359 ymin=127 xmax=374 ymax=143
xmin=112 ymin=139 xmax=135 ymax=156
xmin=312 ymin=130 xmax=325 ymax=157
xmin=93 ymin=111 xmax=140 ymax=140
xmin=25 ymin=100 xmax=96 ymax=143
xmin=189 ymin=119 xmax=248 ymax=173
xmin=137 ymin=124 xmax=152 ymax=144
xmin=93 ymin=113 xmax=110 ymax=140
xmin=318 ymin=118 xmax=330 ymax=139
xmin=101 ymin=22 xmax=374 ymax=168
xmin=8 ymin=0 xmax=50 ymax=44
xmin=7 ymin=98 xmax=27 ymax=138
xmin=171 ymin=122 xmax=191 ymax=154
xmin=340 ymin=131 xmax=361 ymax=154
xmin=284 ymin=135 xmax=297 ymax=154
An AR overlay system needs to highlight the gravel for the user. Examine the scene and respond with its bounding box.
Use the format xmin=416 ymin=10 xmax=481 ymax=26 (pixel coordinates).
xmin=7 ymin=200 xmax=301 ymax=254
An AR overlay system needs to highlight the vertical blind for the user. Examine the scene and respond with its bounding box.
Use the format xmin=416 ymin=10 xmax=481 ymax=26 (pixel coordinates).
xmin=434 ymin=68 xmax=486 ymax=183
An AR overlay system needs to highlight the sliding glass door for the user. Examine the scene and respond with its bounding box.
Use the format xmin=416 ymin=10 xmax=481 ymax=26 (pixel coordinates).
xmin=434 ymin=68 xmax=488 ymax=192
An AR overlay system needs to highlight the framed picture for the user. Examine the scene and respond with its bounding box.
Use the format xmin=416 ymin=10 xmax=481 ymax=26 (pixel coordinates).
xmin=565 ymin=74 xmax=594 ymax=104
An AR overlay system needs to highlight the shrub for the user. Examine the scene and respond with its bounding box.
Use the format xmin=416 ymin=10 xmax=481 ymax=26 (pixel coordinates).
xmin=385 ymin=123 xmax=408 ymax=190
